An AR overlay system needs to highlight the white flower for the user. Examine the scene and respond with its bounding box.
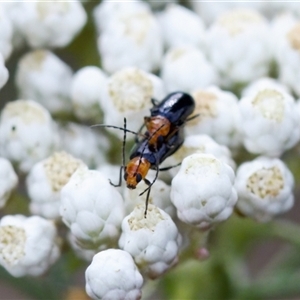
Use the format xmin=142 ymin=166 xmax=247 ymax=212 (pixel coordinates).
xmin=272 ymin=15 xmax=300 ymax=97
xmin=85 ymin=249 xmax=143 ymax=300
xmin=0 ymin=100 xmax=59 ymax=173
xmin=162 ymin=134 xmax=236 ymax=178
xmin=58 ymin=122 xmax=110 ymax=168
xmin=206 ymin=9 xmax=271 ymax=88
xmin=170 ymin=153 xmax=237 ymax=230
xmin=0 ymin=215 xmax=60 ymax=277
xmin=239 ymin=85 xmax=300 ymax=156
xmin=0 ymin=157 xmax=18 ymax=209
xmin=9 ymin=2 xmax=86 ymax=48
xmin=119 ymin=204 xmax=181 ymax=279
xmin=124 ymin=176 xmax=175 ymax=217
xmin=70 ymin=66 xmax=107 ymax=122
xmin=235 ymin=157 xmax=294 ymax=222
xmin=100 ymin=67 xmax=165 ymax=140
xmin=0 ymin=53 xmax=8 ymax=90
xmin=15 ymin=50 xmax=73 ymax=114
xmin=60 ymin=168 xmax=125 ymax=251
xmin=26 ymin=151 xmax=86 ymax=219
xmin=161 ymin=45 xmax=218 ymax=93
xmin=185 ymin=86 xmax=242 ymax=149
xmin=0 ymin=5 xmax=13 ymax=60
xmin=96 ymin=2 xmax=163 ymax=74
xmin=156 ymin=4 xmax=206 ymax=49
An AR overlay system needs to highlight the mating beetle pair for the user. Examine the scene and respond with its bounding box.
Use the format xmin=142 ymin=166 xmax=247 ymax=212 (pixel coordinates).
xmin=97 ymin=91 xmax=196 ymax=217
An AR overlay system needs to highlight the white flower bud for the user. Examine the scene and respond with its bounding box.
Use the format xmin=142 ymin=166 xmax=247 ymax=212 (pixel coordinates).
xmin=119 ymin=204 xmax=181 ymax=279
xmin=235 ymin=157 xmax=294 ymax=222
xmin=60 ymin=168 xmax=125 ymax=250
xmin=186 ymin=86 xmax=243 ymax=149
xmin=0 ymin=157 xmax=18 ymax=209
xmin=26 ymin=151 xmax=86 ymax=219
xmin=0 ymin=100 xmax=59 ymax=173
xmin=239 ymin=85 xmax=300 ymax=156
xmin=96 ymin=2 xmax=163 ymax=74
xmin=0 ymin=53 xmax=8 ymax=90
xmin=71 ymin=66 xmax=107 ymax=122
xmin=161 ymin=45 xmax=218 ymax=93
xmin=0 ymin=215 xmax=60 ymax=277
xmin=171 ymin=153 xmax=237 ymax=230
xmin=85 ymin=249 xmax=143 ymax=300
xmin=16 ymin=50 xmax=73 ymax=114
xmin=206 ymin=9 xmax=271 ymax=88
xmin=157 ymin=4 xmax=205 ymax=49
xmin=162 ymin=134 xmax=236 ymax=178
xmin=0 ymin=5 xmax=13 ymax=60
xmin=124 ymin=176 xmax=175 ymax=217
xmin=272 ymin=15 xmax=300 ymax=96
xmin=10 ymin=2 xmax=86 ymax=48
xmin=58 ymin=122 xmax=110 ymax=168
xmin=100 ymin=67 xmax=165 ymax=139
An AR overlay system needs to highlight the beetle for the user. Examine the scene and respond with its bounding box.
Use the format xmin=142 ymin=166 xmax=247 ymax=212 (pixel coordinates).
xmin=93 ymin=91 xmax=196 ymax=216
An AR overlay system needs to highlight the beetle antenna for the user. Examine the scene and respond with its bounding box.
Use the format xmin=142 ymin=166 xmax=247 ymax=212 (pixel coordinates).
xmin=91 ymin=123 xmax=145 ymax=137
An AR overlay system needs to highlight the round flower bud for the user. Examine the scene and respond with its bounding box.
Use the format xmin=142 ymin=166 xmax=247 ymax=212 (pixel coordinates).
xmin=0 ymin=5 xmax=13 ymax=60
xmin=0 ymin=215 xmax=60 ymax=277
xmin=85 ymin=249 xmax=143 ymax=300
xmin=15 ymin=50 xmax=73 ymax=114
xmin=157 ymin=4 xmax=206 ymax=49
xmin=119 ymin=204 xmax=181 ymax=279
xmin=60 ymin=168 xmax=125 ymax=251
xmin=26 ymin=151 xmax=86 ymax=219
xmin=0 ymin=157 xmax=18 ymax=209
xmin=186 ymin=86 xmax=242 ymax=149
xmin=0 ymin=53 xmax=8 ymax=90
xmin=171 ymin=153 xmax=237 ymax=230
xmin=70 ymin=66 xmax=107 ymax=122
xmin=239 ymin=85 xmax=300 ymax=156
xmin=161 ymin=45 xmax=218 ymax=93
xmin=0 ymin=100 xmax=59 ymax=173
xmin=10 ymin=2 xmax=86 ymax=48
xmin=162 ymin=134 xmax=236 ymax=178
xmin=235 ymin=157 xmax=294 ymax=222
xmin=206 ymin=9 xmax=271 ymax=88
xmin=100 ymin=67 xmax=165 ymax=140
xmin=97 ymin=4 xmax=163 ymax=74
xmin=58 ymin=122 xmax=110 ymax=168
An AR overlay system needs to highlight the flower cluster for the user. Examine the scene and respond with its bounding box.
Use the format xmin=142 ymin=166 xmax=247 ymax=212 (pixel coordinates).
xmin=0 ymin=1 xmax=299 ymax=299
